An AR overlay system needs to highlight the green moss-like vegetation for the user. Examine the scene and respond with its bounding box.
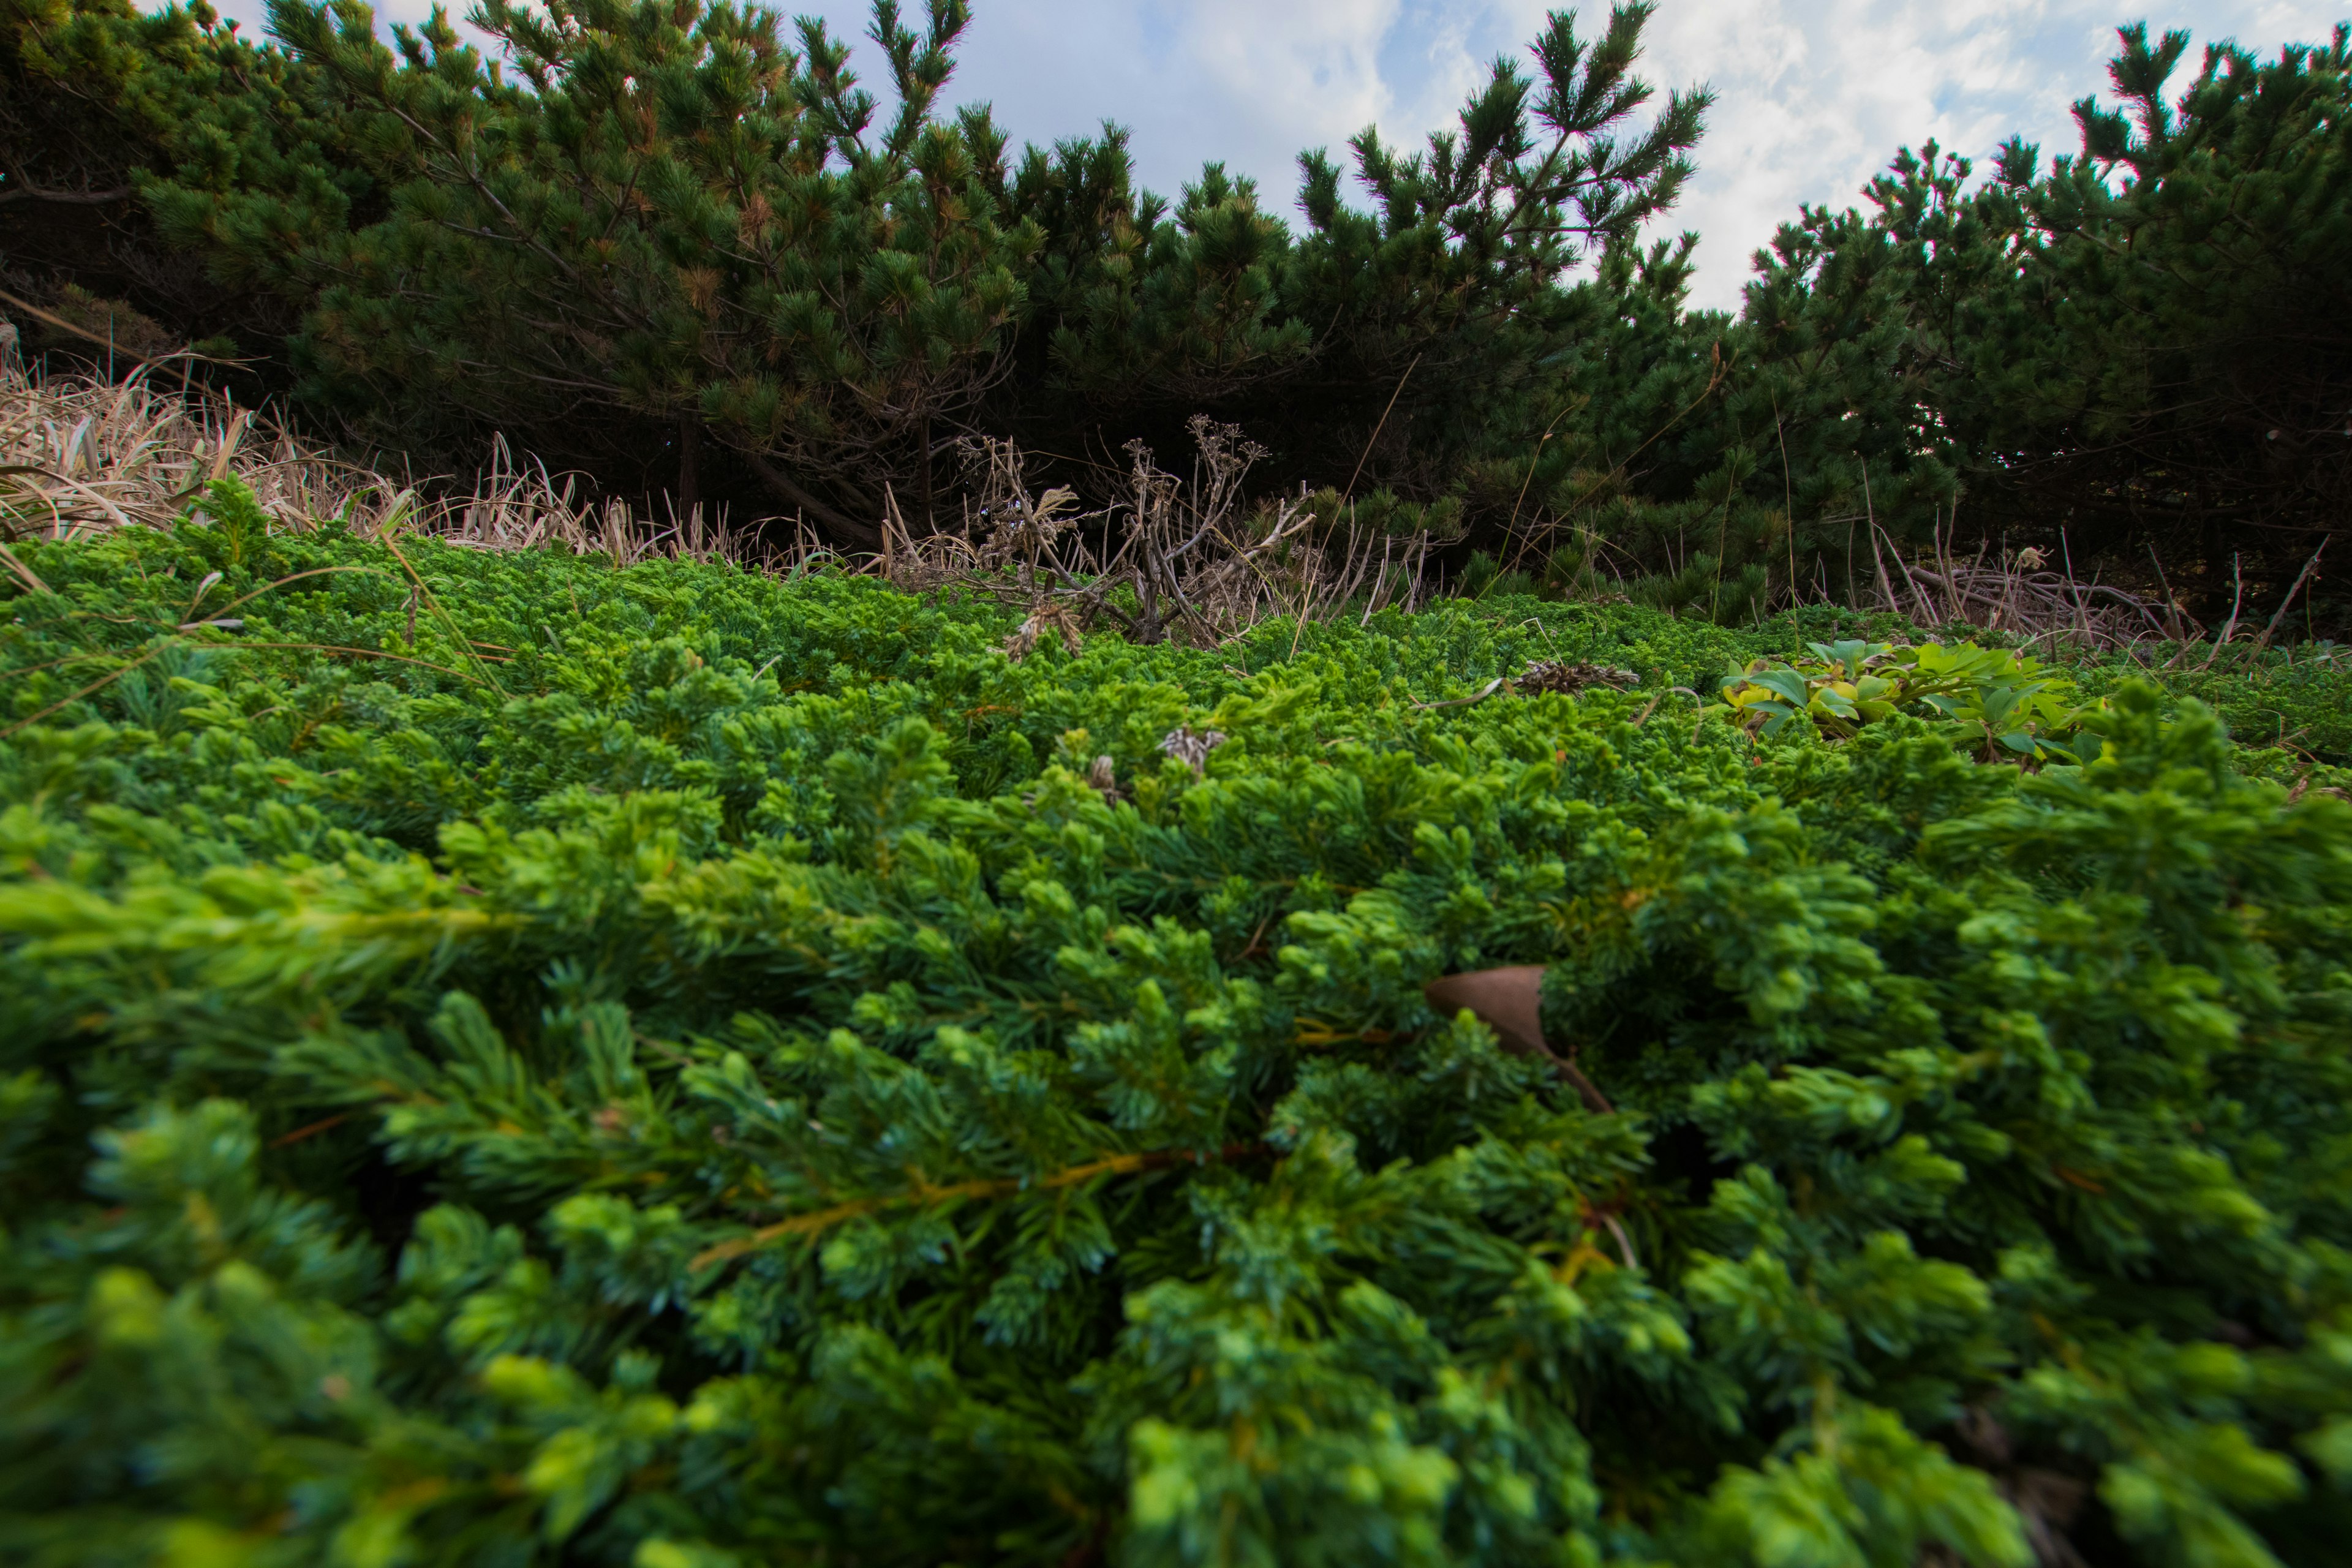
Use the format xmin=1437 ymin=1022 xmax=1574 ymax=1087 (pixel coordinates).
xmin=2 ymin=514 xmax=2348 ymax=1566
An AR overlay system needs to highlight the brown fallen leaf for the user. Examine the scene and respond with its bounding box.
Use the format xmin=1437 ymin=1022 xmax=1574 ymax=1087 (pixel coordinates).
xmin=1423 ymin=965 xmax=1613 ymax=1115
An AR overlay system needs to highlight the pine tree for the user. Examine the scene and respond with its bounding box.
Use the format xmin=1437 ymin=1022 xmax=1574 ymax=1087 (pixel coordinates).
xmin=151 ymin=0 xmax=1047 ymax=545
xmin=107 ymin=0 xmax=1709 ymax=552
xmin=1684 ymin=24 xmax=2352 ymax=620
xmin=0 ymin=0 xmax=347 ymax=385
xmin=13 ymin=6 xmax=2352 ymax=618
xmin=1023 ymin=4 xmax=1709 ymax=534
xmin=1970 ymin=24 xmax=2352 ymax=580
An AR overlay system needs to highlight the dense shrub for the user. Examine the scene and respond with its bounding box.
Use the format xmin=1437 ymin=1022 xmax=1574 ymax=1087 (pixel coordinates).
xmin=10 ymin=2 xmax=2349 ymax=627
xmin=1709 ymin=24 xmax=2352 ymax=619
xmin=0 ymin=0 xmax=355 ymax=393
xmin=2 ymin=0 xmax=1700 ymax=546
xmin=2 ymin=511 xmax=2350 ymax=1565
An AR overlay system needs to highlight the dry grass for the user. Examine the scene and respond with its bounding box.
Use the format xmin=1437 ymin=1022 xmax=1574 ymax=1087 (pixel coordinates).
xmin=28 ymin=352 xmax=2251 ymax=669
xmin=1849 ymin=513 xmax=2345 ymax=676
xmin=0 ymin=356 xmax=771 ymax=568
xmin=0 ymin=357 xmax=1425 ymax=652
xmin=0 ymin=362 xmax=1417 ymax=642
xmin=1853 ymin=512 xmax=2175 ymax=653
xmin=884 ymin=420 xmax=1434 ymax=654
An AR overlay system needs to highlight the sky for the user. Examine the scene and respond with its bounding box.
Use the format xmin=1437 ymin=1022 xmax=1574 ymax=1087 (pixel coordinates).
xmin=207 ymin=0 xmax=2350 ymax=310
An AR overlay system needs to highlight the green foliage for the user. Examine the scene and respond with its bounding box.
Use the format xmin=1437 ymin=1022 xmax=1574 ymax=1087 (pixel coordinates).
xmin=1721 ymin=639 xmax=2109 ymax=763
xmin=168 ymin=0 xmax=1043 ymax=542
xmin=2075 ymin=643 xmax=2352 ymax=785
xmin=2 ymin=524 xmax=2350 ymax=1564
xmin=1662 ymin=22 xmax=2352 ymax=613
xmin=0 ymin=0 xmax=343 ymax=382
xmin=17 ymin=0 xmax=2348 ymax=630
xmin=4 ymin=0 xmax=1711 ymax=547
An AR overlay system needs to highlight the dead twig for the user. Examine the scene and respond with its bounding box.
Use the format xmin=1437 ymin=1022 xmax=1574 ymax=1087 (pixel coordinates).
xmin=1414 ymin=677 xmax=1509 ymax=711
xmin=2258 ymin=538 xmax=2328 ymax=649
xmin=2203 ymin=554 xmax=2247 ymax=669
xmin=1342 ymin=355 xmax=1421 ymax=501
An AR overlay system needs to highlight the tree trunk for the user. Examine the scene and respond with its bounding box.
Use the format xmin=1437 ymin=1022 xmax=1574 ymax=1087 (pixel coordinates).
xmin=742 ymin=449 xmax=881 ymax=550
xmin=919 ymin=415 xmax=935 ymax=535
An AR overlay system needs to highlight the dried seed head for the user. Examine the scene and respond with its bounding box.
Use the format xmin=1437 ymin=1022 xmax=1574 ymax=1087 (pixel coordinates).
xmin=1517 ymin=660 xmax=1638 ymax=696
xmin=1087 ymin=754 xmax=1123 ymax=804
xmin=1158 ymin=726 xmax=1228 ymax=773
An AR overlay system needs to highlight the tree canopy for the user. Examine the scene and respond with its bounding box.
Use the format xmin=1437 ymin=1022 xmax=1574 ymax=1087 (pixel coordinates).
xmin=4 ymin=1 xmax=2346 ymax=620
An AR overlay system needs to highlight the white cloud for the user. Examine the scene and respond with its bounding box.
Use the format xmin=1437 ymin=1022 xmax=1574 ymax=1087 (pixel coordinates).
xmin=207 ymin=0 xmax=2350 ymax=307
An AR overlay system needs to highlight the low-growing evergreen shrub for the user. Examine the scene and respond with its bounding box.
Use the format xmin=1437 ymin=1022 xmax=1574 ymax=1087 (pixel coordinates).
xmin=2 ymin=516 xmax=2350 ymax=1566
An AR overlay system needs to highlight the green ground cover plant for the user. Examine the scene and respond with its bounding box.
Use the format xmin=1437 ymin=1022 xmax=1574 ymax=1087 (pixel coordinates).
xmin=2 ymin=497 xmax=2351 ymax=1566
xmin=1719 ymin=640 xmax=2109 ymax=764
